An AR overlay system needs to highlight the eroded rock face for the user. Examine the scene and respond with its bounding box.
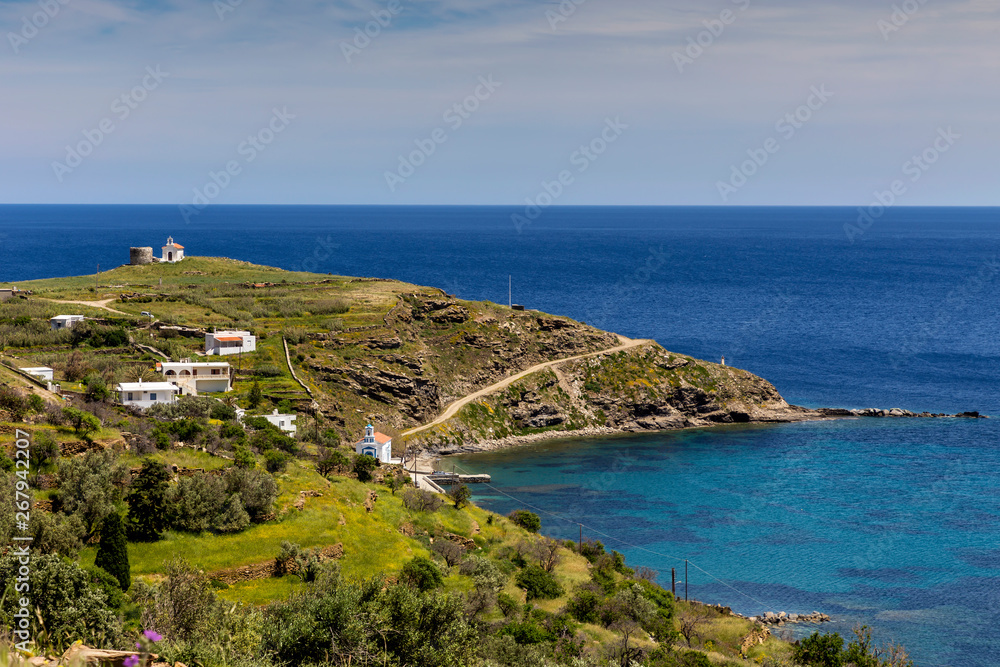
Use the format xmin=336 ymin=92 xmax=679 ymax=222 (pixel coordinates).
xmin=308 ymin=361 xmax=440 ymax=421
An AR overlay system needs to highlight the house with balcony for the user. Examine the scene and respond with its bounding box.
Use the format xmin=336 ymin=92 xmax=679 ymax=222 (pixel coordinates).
xmin=157 ymin=360 xmax=232 ymax=394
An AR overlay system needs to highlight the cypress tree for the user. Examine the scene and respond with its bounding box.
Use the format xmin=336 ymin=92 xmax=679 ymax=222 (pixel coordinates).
xmin=126 ymin=459 xmax=171 ymax=541
xmin=95 ymin=512 xmax=131 ymax=591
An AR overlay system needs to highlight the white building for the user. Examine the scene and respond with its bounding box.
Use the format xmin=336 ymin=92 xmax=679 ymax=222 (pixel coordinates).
xmin=162 ymin=236 xmax=184 ymax=263
xmin=355 ymin=424 xmax=393 ymax=463
xmin=263 ymin=409 xmax=297 ymax=434
xmin=50 ymin=315 xmax=85 ymax=331
xmin=205 ymin=330 xmax=256 ymax=356
xmin=23 ymin=367 xmax=54 ymax=381
xmin=157 ymin=361 xmax=232 ymax=394
xmin=117 ymin=381 xmax=180 ymax=409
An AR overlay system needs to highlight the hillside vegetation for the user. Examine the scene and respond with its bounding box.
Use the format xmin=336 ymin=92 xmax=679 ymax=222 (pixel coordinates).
xmin=0 ymin=257 xmax=904 ymax=667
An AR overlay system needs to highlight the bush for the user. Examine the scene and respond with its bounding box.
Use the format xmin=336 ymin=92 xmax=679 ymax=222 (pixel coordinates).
xmin=402 ymin=488 xmax=444 ymax=513
xmin=83 ymin=373 xmax=110 ymax=402
xmin=28 ymin=510 xmax=86 ymax=558
xmin=793 ymin=632 xmax=845 ymax=667
xmin=515 ymin=565 xmax=563 ymax=601
xmin=168 ymin=473 xmax=228 ymax=533
xmin=431 ymin=538 xmax=466 ymax=567
xmin=220 ymin=422 xmax=246 ymax=440
xmin=508 ymin=509 xmax=541 ymax=533
xmin=0 ymin=553 xmax=121 ymax=652
xmin=224 ymin=466 xmax=278 ymax=522
xmin=215 ymin=493 xmax=251 ymax=533
xmin=252 ymin=364 xmax=284 ymax=378
xmin=567 ymin=586 xmax=603 ymax=623
xmin=233 ymin=443 xmax=256 ymax=469
xmin=263 ymin=449 xmax=290 ymax=473
xmin=353 ymin=454 xmax=378 ymax=482
xmin=400 ymin=556 xmax=444 ymax=592
xmin=449 ymin=484 xmax=471 ymax=509
xmin=0 ymin=385 xmax=28 ymax=421
xmin=211 ymin=401 xmax=237 ymax=421
xmin=30 ymin=429 xmax=60 ymax=469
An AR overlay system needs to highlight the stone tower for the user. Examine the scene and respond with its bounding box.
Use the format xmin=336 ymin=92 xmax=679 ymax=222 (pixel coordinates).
xmin=130 ymin=247 xmax=154 ymax=265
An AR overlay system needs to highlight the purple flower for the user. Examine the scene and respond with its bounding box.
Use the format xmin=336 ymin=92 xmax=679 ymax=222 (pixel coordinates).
xmin=123 ymin=655 xmax=140 ymax=667
xmin=143 ymin=629 xmax=163 ymax=643
xmin=135 ymin=643 xmax=142 ymax=650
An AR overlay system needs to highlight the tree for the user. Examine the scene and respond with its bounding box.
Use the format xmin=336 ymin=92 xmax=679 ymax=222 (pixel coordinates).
xmin=431 ymin=538 xmax=466 ymax=567
xmin=508 ymin=509 xmax=541 ymax=533
xmin=449 ymin=484 xmax=471 ymax=509
xmin=402 ymin=488 xmax=444 ymax=513
xmin=677 ymin=605 xmax=713 ymax=648
xmin=317 ymin=448 xmax=350 ymax=477
xmin=94 ymin=513 xmax=130 ymax=591
xmin=168 ymin=473 xmax=227 ymax=533
xmin=223 ymin=466 xmax=278 ymax=522
xmin=126 ymin=459 xmax=171 ymax=541
xmin=353 ymin=454 xmax=378 ymax=482
xmin=62 ymin=406 xmax=101 ymax=437
xmin=56 ymin=450 xmax=129 ymax=534
xmin=248 ymin=379 xmax=262 ymax=408
xmin=83 ymin=374 xmax=110 ymax=402
xmin=385 ymin=468 xmax=409 ymax=495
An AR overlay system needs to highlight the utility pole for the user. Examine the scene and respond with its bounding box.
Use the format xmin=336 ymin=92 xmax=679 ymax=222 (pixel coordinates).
xmin=672 ymin=568 xmax=676 ymax=596
xmin=578 ymin=523 xmax=583 ymax=553
xmin=96 ymin=264 xmax=100 ymax=290
xmin=508 ymin=275 xmax=512 ymax=308
xmin=685 ymin=560 xmax=688 ymax=602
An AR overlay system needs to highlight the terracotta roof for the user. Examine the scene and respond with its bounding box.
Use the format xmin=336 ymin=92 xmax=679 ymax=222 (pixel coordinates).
xmin=165 ymin=242 xmax=184 ymax=249
xmin=214 ymin=336 xmax=243 ymax=342
xmin=355 ymin=432 xmax=393 ymax=447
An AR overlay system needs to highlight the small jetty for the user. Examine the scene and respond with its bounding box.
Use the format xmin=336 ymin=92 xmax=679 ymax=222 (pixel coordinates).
xmin=427 ymin=472 xmax=491 ymax=485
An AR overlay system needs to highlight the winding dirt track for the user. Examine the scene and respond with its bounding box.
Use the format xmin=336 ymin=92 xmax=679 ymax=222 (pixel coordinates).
xmin=402 ymin=335 xmax=653 ymax=438
xmin=45 ymin=298 xmax=131 ymax=316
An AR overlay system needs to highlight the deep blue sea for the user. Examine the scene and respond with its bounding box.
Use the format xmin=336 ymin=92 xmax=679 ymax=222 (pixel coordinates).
xmin=2 ymin=205 xmax=998 ymax=665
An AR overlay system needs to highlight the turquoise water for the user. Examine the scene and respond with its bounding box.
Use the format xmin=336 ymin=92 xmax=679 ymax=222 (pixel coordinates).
xmin=457 ymin=418 xmax=1000 ymax=666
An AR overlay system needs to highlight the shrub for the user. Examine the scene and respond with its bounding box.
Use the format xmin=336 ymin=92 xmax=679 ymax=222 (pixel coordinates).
xmin=353 ymin=454 xmax=378 ymax=482
xmin=94 ymin=512 xmax=130 ymax=591
xmin=252 ymin=364 xmax=284 ymax=378
xmin=233 ymin=443 xmax=256 ymax=469
xmin=579 ymin=539 xmax=606 ymax=563
xmin=220 ymin=422 xmax=246 ymax=439
xmin=83 ymin=373 xmax=110 ymax=402
xmin=30 ymin=430 xmax=60 ymax=469
xmin=211 ymin=401 xmax=237 ymax=421
xmin=400 ymin=556 xmax=444 ymax=592
xmin=263 ymin=449 xmax=290 ymax=473
xmin=508 ymin=509 xmax=541 ymax=533
xmin=28 ymin=393 xmax=45 ymax=413
xmin=248 ymin=379 xmax=262 ymax=408
xmin=0 ymin=553 xmax=121 ymax=652
xmin=567 ymin=586 xmax=603 ymax=624
xmin=132 ymin=558 xmax=224 ymax=645
xmin=168 ymin=473 xmax=228 ymax=533
xmin=402 ymin=488 xmax=444 ymax=513
xmin=215 ymin=493 xmax=251 ymax=533
xmin=793 ymin=632 xmax=845 ymax=667
xmin=515 ymin=565 xmax=563 ymax=601
xmin=28 ymin=510 xmax=86 ymax=558
xmin=496 ymin=592 xmax=520 ymax=618
xmin=224 ymin=466 xmax=278 ymax=522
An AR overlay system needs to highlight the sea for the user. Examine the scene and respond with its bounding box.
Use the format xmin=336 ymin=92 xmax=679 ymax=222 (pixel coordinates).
xmin=1 ymin=205 xmax=998 ymax=666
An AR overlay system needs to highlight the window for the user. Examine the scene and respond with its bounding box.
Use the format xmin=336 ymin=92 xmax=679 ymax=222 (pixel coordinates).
xmin=212 ymin=368 xmax=220 ymax=375
xmin=127 ymin=393 xmax=133 ymax=401
xmin=149 ymin=393 xmax=157 ymax=400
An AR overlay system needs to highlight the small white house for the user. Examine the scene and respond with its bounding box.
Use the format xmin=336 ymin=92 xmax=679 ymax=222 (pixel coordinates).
xmin=205 ymin=330 xmax=256 ymax=356
xmin=263 ymin=409 xmax=297 ymax=434
xmin=355 ymin=424 xmax=392 ymax=463
xmin=117 ymin=381 xmax=180 ymax=409
xmin=158 ymin=361 xmax=232 ymax=394
xmin=50 ymin=315 xmax=84 ymax=331
xmin=23 ymin=367 xmax=54 ymax=381
xmin=162 ymin=236 xmax=185 ymax=263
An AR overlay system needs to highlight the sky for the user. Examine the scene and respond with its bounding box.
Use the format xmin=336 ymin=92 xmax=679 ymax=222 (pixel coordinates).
xmin=0 ymin=0 xmax=997 ymax=206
